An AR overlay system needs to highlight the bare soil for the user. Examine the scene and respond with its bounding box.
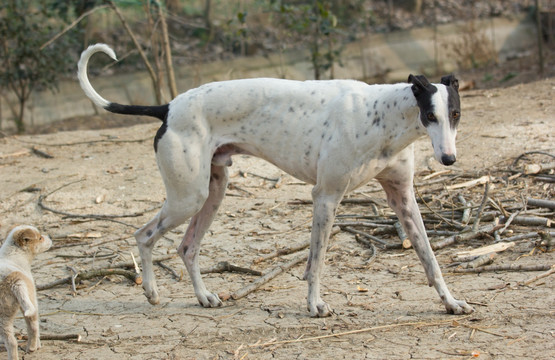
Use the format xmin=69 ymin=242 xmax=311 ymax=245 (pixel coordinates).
xmin=0 ymin=77 xmax=554 ymax=359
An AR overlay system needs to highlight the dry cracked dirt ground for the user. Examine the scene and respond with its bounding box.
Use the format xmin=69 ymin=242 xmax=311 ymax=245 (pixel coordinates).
xmin=0 ymin=77 xmax=554 ymax=359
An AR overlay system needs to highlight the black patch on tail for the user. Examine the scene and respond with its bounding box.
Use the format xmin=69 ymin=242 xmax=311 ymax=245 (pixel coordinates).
xmin=104 ymin=102 xmax=170 ymax=152
xmin=105 ymin=103 xmax=169 ymax=121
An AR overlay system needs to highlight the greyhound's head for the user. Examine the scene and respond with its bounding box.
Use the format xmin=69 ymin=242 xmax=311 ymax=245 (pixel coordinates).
xmin=409 ymin=74 xmax=460 ymax=166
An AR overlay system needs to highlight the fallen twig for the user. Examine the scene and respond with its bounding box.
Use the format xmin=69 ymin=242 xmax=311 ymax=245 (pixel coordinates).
xmin=354 ymin=234 xmax=378 ymax=265
xmin=458 ymin=195 xmax=472 ymax=225
xmin=527 ymin=197 xmax=555 ymax=210
xmin=253 ymin=227 xmax=340 ymax=265
xmin=37 ymin=268 xmax=142 ymax=291
xmin=156 ymin=260 xmax=182 ymax=280
xmin=229 ymin=253 xmax=307 ymax=301
xmin=472 ymin=182 xmax=490 ymax=231
xmin=445 ymin=175 xmax=492 ymax=190
xmin=519 ymin=265 xmax=555 ymax=286
xmin=0 ymin=149 xmax=30 ymax=159
xmin=112 ymin=254 xmax=176 ymax=269
xmin=459 ymin=253 xmax=496 ymax=269
xmin=500 ymin=215 xmax=553 ymax=228
xmin=253 ymin=242 xmax=310 ymax=265
xmin=201 ymin=261 xmax=262 ymax=276
xmin=342 ymin=226 xmax=401 ymax=249
xmin=510 ymin=151 xmax=555 ymax=171
xmin=21 ymin=333 xmax=82 ymax=342
xmin=450 ymin=263 xmax=552 ymax=274
xmin=249 ymin=315 xmax=471 ymax=348
xmin=432 ymin=221 xmax=502 ymax=250
xmin=498 ymin=211 xmax=520 ymax=234
xmin=453 ymin=242 xmax=515 ymax=262
xmin=289 ymin=198 xmax=383 ymax=206
xmin=31 ymin=147 xmax=54 ymax=159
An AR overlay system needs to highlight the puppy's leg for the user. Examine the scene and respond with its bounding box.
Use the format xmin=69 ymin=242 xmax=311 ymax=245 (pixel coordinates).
xmin=135 ymin=138 xmax=210 ymax=305
xmin=304 ymin=184 xmax=345 ymax=317
xmin=0 ymin=316 xmax=18 ymax=360
xmin=377 ymin=154 xmax=473 ymax=314
xmin=12 ymin=279 xmax=40 ymax=351
xmin=178 ymin=165 xmax=228 ymax=307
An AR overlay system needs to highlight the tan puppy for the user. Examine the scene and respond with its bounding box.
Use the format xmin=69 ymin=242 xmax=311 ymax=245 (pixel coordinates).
xmin=0 ymin=226 xmax=51 ymax=360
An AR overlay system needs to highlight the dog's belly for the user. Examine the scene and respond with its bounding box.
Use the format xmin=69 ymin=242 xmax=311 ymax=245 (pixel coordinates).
xmin=212 ymin=141 xmax=320 ymax=184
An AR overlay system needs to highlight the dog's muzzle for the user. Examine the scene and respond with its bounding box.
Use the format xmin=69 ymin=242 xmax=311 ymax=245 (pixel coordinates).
xmin=441 ymin=154 xmax=456 ymax=166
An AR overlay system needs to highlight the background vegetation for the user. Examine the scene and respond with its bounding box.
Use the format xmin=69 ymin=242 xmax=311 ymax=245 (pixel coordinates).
xmin=0 ymin=0 xmax=550 ymax=132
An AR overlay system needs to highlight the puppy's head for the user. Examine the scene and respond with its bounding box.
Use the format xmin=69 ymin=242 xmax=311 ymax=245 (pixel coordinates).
xmin=6 ymin=225 xmax=52 ymax=256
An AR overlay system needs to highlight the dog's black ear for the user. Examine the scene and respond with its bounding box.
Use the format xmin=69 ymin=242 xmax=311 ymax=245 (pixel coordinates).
xmin=441 ymin=74 xmax=459 ymax=92
xmin=408 ymin=74 xmax=431 ymax=97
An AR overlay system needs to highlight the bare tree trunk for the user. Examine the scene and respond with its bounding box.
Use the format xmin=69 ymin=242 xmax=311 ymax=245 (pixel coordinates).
xmin=145 ymin=1 xmax=163 ymax=104
xmin=535 ymin=0 xmax=544 ymax=74
xmin=109 ymin=1 xmax=162 ymax=104
xmin=204 ymin=0 xmax=214 ymax=41
xmin=158 ymin=1 xmax=178 ymax=99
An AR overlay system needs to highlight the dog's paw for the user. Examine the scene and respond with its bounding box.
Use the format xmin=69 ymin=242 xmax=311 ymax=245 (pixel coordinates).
xmin=26 ymin=338 xmax=41 ymax=353
xmin=144 ymin=289 xmax=160 ymax=305
xmin=446 ymin=299 xmax=474 ymax=315
xmin=198 ymin=292 xmax=222 ymax=308
xmin=308 ymin=301 xmax=333 ymax=318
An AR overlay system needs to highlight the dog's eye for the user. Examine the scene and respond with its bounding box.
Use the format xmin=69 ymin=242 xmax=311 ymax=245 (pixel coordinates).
xmin=452 ymin=111 xmax=460 ymax=119
xmin=426 ymin=112 xmax=437 ymax=122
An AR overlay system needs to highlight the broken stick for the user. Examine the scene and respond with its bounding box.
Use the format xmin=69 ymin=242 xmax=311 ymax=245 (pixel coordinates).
xmin=21 ymin=333 xmax=82 ymax=342
xmin=37 ymin=268 xmax=142 ymax=291
xmin=451 ymin=263 xmax=552 ymax=274
xmin=201 ymin=261 xmax=262 ymax=276
xmin=431 ymin=221 xmax=502 ymax=251
xmin=519 ymin=265 xmax=555 ymax=286
xmin=230 ymin=253 xmax=307 ymax=300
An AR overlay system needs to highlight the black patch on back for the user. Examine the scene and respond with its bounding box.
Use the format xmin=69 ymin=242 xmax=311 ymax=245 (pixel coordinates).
xmin=408 ymin=74 xmax=437 ymax=128
xmin=105 ymin=103 xmax=169 ymax=121
xmin=154 ymin=112 xmax=169 ymax=152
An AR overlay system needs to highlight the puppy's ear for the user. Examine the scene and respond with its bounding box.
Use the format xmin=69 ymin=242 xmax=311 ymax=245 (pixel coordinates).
xmin=441 ymin=74 xmax=459 ymax=92
xmin=13 ymin=228 xmax=38 ymax=248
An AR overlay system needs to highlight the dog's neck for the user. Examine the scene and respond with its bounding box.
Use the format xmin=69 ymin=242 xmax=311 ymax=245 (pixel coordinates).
xmin=0 ymin=241 xmax=34 ymax=273
xmin=369 ymin=85 xmax=427 ymax=153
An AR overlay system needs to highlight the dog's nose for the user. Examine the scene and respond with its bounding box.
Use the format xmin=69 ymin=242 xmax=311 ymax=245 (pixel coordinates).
xmin=441 ymin=154 xmax=456 ymax=166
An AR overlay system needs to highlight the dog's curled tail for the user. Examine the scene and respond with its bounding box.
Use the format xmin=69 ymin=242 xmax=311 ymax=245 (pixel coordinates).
xmin=77 ymin=43 xmax=168 ymax=121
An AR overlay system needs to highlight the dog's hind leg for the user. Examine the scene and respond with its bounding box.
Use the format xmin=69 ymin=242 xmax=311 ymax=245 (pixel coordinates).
xmin=135 ymin=137 xmax=211 ymax=305
xmin=178 ymin=165 xmax=228 ymax=307
xmin=0 ymin=316 xmax=18 ymax=360
xmin=377 ymin=149 xmax=473 ymax=315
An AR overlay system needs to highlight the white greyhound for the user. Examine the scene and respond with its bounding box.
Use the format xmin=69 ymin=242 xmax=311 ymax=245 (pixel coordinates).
xmin=78 ymin=44 xmax=473 ymax=317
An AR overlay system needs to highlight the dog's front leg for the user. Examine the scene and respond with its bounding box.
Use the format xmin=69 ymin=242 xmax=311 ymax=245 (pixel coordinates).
xmin=12 ymin=278 xmax=40 ymax=352
xmin=303 ymin=185 xmax=344 ymax=317
xmin=378 ymin=176 xmax=474 ymax=314
xmin=24 ymin=309 xmax=40 ymax=353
